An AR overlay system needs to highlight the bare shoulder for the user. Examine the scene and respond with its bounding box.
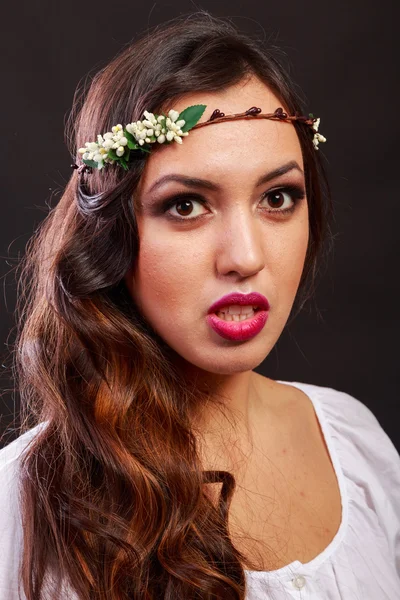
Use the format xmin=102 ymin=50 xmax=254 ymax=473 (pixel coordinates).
xmin=252 ymin=372 xmax=315 ymax=426
xmin=251 ymin=373 xmax=330 ymax=466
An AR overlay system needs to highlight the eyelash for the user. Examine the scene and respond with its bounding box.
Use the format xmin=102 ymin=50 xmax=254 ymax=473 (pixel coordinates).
xmin=161 ymin=185 xmax=306 ymax=222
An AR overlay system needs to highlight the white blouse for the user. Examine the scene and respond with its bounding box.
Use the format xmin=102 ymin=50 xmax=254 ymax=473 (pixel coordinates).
xmin=0 ymin=380 xmax=399 ymax=599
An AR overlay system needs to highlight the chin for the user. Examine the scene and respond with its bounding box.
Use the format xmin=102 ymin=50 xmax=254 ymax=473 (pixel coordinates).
xmin=169 ymin=343 xmax=270 ymax=376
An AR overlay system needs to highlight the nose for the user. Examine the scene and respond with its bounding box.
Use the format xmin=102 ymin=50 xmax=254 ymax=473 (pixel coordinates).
xmin=215 ymin=208 xmax=265 ymax=279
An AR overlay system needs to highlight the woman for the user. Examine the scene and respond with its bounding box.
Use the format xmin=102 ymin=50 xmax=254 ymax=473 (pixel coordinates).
xmin=0 ymin=11 xmax=399 ymax=600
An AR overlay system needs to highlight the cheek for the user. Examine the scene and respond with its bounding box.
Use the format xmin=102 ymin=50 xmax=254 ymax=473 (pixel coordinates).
xmin=130 ymin=224 xmax=207 ymax=321
xmin=271 ymin=218 xmax=309 ymax=304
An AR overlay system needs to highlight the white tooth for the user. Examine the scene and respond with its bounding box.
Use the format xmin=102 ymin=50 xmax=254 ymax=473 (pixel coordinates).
xmin=222 ymin=304 xmax=256 ymax=315
xmin=216 ymin=308 xmax=255 ymax=321
xmin=225 ymin=304 xmax=243 ymax=315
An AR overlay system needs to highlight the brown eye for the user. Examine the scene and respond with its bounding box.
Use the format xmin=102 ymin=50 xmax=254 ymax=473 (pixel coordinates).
xmin=175 ymin=199 xmax=195 ymax=217
xmin=265 ymin=190 xmax=290 ymax=210
xmin=260 ymin=185 xmax=305 ymax=215
xmin=165 ymin=195 xmax=208 ymax=220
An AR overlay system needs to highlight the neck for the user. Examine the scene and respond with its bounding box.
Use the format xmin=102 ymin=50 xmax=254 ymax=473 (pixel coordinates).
xmin=169 ymin=351 xmax=279 ymax=470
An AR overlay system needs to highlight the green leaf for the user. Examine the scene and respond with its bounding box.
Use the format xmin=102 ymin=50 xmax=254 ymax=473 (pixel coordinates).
xmin=124 ymin=129 xmax=140 ymax=150
xmin=123 ymin=129 xmax=134 ymax=141
xmin=82 ymin=159 xmax=99 ymax=169
xmin=119 ymin=157 xmax=129 ymax=170
xmin=107 ymin=148 xmax=119 ymax=161
xmin=178 ymin=104 xmax=207 ymax=132
xmin=138 ymin=144 xmax=151 ymax=154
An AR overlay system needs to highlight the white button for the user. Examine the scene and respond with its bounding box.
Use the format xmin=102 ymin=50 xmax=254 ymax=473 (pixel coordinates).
xmin=292 ymin=574 xmax=306 ymax=589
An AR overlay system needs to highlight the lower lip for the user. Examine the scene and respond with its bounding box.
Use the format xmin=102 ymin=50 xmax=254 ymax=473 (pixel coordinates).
xmin=206 ymin=310 xmax=269 ymax=341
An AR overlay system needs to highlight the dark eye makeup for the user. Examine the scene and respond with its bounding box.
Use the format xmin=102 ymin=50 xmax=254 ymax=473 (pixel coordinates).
xmin=149 ymin=184 xmax=306 ymax=223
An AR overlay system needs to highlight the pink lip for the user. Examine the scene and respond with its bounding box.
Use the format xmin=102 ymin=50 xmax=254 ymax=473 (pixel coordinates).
xmin=206 ymin=292 xmax=270 ymax=342
xmin=207 ymin=292 xmax=270 ymax=314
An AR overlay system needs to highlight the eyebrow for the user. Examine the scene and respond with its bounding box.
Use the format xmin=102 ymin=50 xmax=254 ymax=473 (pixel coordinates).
xmin=147 ymin=160 xmax=304 ymax=194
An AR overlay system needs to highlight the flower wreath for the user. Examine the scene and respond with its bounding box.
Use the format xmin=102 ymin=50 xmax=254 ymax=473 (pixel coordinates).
xmin=74 ymin=105 xmax=326 ymax=175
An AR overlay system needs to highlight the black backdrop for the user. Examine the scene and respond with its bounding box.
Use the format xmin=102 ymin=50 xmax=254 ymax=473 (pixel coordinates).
xmin=1 ymin=0 xmax=399 ymax=450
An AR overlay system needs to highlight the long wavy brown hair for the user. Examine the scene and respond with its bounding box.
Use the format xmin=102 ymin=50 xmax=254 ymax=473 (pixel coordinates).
xmin=8 ymin=10 xmax=333 ymax=600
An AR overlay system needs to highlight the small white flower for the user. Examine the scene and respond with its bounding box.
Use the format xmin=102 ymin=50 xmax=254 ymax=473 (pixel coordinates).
xmin=310 ymin=117 xmax=326 ymax=150
xmin=168 ymin=109 xmax=180 ymax=122
xmin=113 ymin=130 xmax=124 ymax=141
xmin=313 ymin=132 xmax=327 ymax=149
xmin=116 ymin=146 xmax=125 ymax=157
xmin=143 ymin=111 xmax=156 ymax=122
xmin=166 ymin=130 xmax=175 ymax=142
xmin=103 ymin=138 xmax=115 ymax=149
xmin=125 ymin=123 xmax=135 ymax=136
xmin=157 ymin=134 xmax=166 ymax=143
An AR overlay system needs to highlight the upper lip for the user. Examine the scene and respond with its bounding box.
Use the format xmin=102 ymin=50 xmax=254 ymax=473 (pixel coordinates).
xmin=208 ymin=292 xmax=270 ymax=314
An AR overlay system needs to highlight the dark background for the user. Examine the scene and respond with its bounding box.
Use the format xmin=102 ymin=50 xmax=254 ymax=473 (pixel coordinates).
xmin=1 ymin=1 xmax=399 ymax=449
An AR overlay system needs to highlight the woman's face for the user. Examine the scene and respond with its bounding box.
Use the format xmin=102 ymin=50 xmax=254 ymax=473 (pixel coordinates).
xmin=124 ymin=76 xmax=309 ymax=375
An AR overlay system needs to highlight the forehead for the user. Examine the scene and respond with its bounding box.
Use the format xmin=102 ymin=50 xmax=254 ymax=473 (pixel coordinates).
xmin=138 ymin=76 xmax=303 ymax=193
